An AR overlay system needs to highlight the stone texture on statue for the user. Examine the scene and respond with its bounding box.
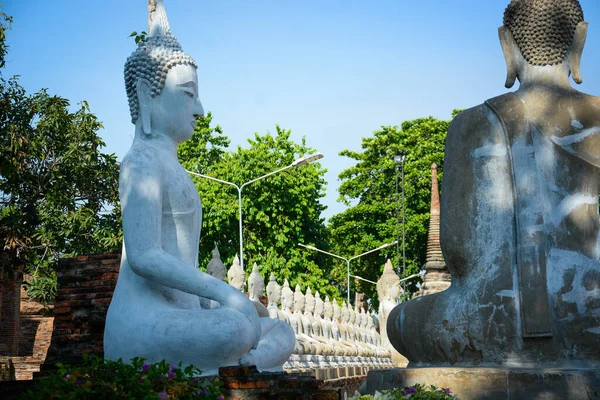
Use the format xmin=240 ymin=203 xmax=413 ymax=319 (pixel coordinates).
xmin=227 ymin=254 xmax=245 ymax=292
xmin=206 ymin=244 xmax=226 ymax=282
xmin=387 ymin=0 xmax=600 ymax=368
xmin=415 ymin=163 xmax=451 ymax=297
xmin=103 ymin=0 xmax=294 ymax=375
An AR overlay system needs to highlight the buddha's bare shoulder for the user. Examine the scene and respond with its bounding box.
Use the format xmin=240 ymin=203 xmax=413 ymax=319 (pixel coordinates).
xmin=447 ymin=102 xmax=503 ymax=145
xmin=120 ymin=143 xmax=165 ymax=178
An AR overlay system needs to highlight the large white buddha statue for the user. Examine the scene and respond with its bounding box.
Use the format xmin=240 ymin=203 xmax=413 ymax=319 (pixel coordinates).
xmin=104 ymin=0 xmax=295 ymax=375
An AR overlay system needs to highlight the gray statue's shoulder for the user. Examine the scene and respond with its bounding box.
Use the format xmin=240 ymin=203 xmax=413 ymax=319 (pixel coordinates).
xmin=447 ymin=100 xmax=504 ymax=149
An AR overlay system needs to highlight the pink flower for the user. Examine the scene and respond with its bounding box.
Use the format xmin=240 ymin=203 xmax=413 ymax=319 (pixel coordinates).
xmin=167 ymin=371 xmax=176 ymax=380
xmin=158 ymin=391 xmax=168 ymax=400
xmin=142 ymin=364 xmax=150 ymax=371
xmin=443 ymin=388 xmax=452 ymax=394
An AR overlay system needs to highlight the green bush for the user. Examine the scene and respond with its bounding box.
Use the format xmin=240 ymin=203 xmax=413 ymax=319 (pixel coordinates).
xmin=349 ymin=383 xmax=457 ymax=399
xmin=24 ymin=355 xmax=224 ymax=399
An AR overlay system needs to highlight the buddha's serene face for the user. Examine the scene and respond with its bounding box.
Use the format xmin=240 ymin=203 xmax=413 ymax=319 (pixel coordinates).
xmin=151 ymin=63 xmax=203 ymax=143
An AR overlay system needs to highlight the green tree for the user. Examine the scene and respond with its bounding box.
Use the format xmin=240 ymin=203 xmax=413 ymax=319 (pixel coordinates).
xmin=327 ymin=114 xmax=459 ymax=309
xmin=0 ymin=10 xmax=121 ymax=301
xmin=180 ymin=125 xmax=339 ymax=298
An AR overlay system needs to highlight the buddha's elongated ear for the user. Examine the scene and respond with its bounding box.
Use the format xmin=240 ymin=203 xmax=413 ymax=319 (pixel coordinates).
xmin=499 ymin=26 xmax=518 ymax=89
xmin=136 ymin=78 xmax=152 ymax=135
xmin=570 ymin=22 xmax=588 ymax=85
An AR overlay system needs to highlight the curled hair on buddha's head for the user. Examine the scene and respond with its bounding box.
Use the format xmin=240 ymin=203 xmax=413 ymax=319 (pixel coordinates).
xmin=124 ymin=0 xmax=197 ymax=124
xmin=503 ymin=0 xmax=584 ymax=66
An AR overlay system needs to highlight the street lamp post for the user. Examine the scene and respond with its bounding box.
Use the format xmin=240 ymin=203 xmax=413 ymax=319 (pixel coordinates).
xmin=187 ymin=153 xmax=323 ymax=271
xmin=393 ymin=152 xmax=407 ymax=290
xmin=298 ymin=241 xmax=397 ymax=304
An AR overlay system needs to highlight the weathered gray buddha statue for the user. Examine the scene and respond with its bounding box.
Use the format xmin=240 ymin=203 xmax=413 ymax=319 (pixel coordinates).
xmin=388 ymin=0 xmax=600 ymax=367
xmin=104 ymin=0 xmax=295 ymax=375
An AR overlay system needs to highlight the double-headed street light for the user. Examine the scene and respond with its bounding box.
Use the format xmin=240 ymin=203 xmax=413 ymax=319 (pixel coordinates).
xmin=186 ymin=153 xmax=323 ymax=271
xmin=298 ymin=241 xmax=397 ymax=304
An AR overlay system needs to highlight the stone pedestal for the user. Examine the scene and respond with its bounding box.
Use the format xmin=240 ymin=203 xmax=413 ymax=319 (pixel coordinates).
xmin=363 ymin=367 xmax=600 ymax=400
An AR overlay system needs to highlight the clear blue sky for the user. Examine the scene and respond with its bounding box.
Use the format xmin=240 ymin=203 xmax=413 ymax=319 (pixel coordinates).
xmin=4 ymin=0 xmax=600 ymax=221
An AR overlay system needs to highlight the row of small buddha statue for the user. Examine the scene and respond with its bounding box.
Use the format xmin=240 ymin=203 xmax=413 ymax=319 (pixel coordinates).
xmin=206 ymin=245 xmax=394 ymax=372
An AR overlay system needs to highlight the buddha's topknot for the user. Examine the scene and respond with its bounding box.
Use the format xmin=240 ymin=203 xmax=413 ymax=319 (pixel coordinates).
xmin=503 ymin=0 xmax=584 ymax=66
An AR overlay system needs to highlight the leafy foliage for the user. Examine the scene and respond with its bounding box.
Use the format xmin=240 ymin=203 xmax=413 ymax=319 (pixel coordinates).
xmin=328 ymin=114 xmax=458 ymax=308
xmin=179 ymin=124 xmax=339 ymax=298
xmin=0 ymin=7 xmax=121 ymax=300
xmin=24 ymin=355 xmax=224 ymax=400
xmin=349 ymin=384 xmax=456 ymax=399
xmin=129 ymin=31 xmax=148 ymax=44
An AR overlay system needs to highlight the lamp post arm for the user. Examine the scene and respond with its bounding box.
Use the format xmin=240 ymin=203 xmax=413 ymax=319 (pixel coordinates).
xmin=240 ymin=164 xmax=294 ymax=190
xmin=349 ymin=274 xmax=377 ymax=285
xmin=298 ymin=244 xmax=349 ymax=263
xmin=349 ymin=241 xmax=398 ymax=262
xmin=186 ymin=170 xmax=241 ymax=192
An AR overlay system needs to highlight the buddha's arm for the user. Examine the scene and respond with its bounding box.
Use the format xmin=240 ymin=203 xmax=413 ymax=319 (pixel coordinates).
xmin=120 ymin=151 xmax=261 ymax=347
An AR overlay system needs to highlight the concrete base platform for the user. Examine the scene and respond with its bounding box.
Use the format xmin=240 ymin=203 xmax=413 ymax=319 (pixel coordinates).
xmin=363 ymin=367 xmax=600 ymax=400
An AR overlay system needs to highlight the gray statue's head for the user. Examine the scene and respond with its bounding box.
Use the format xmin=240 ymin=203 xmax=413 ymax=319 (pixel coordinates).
xmin=266 ymin=273 xmax=281 ymax=306
xmin=500 ymin=0 xmax=588 ymax=87
xmin=503 ymin=0 xmax=584 ymax=67
xmin=124 ymin=0 xmax=198 ymax=124
xmin=247 ymin=263 xmax=265 ymax=300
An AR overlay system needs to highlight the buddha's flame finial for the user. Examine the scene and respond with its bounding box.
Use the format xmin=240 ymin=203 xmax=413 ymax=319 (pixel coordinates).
xmin=149 ymin=0 xmax=171 ymax=38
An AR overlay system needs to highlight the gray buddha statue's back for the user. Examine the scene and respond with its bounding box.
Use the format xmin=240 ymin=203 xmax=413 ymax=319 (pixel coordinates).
xmin=388 ymin=0 xmax=600 ymax=367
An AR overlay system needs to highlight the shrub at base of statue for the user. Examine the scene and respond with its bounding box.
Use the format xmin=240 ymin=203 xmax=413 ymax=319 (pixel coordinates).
xmin=349 ymin=384 xmax=456 ymax=400
xmin=23 ymin=354 xmax=224 ymax=400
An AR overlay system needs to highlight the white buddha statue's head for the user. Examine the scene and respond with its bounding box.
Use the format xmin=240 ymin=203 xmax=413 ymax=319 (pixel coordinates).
xmin=324 ymin=296 xmax=333 ymax=320
xmin=281 ymin=279 xmax=294 ymax=310
xmin=206 ymin=243 xmax=226 ymax=282
xmin=293 ymin=284 xmax=305 ymax=313
xmin=227 ymin=254 xmax=245 ymax=292
xmin=333 ymin=299 xmax=341 ymax=322
xmin=266 ymin=273 xmax=281 ymax=308
xmin=341 ymin=302 xmax=350 ymax=323
xmin=304 ymin=287 xmax=315 ymax=314
xmin=314 ymin=291 xmax=324 ymax=318
xmin=377 ymin=259 xmax=402 ymax=302
xmin=247 ymin=263 xmax=265 ymax=300
xmin=124 ymin=0 xmax=203 ymax=142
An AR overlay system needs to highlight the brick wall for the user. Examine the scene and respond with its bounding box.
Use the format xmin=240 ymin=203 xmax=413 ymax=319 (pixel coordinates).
xmin=219 ymin=366 xmax=340 ymax=400
xmin=12 ymin=282 xmax=55 ymax=380
xmin=0 ymin=274 xmax=23 ymax=356
xmin=40 ymin=252 xmax=120 ymax=373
